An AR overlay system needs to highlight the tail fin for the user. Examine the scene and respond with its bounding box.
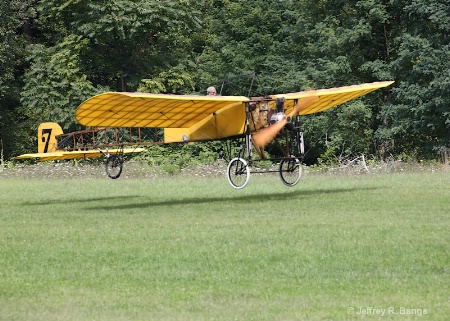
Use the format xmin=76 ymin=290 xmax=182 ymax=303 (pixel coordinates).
xmin=38 ymin=122 xmax=64 ymax=153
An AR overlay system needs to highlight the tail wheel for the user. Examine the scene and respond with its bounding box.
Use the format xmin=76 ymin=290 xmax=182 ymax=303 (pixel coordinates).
xmin=279 ymin=158 xmax=302 ymax=186
xmin=227 ymin=158 xmax=250 ymax=189
xmin=106 ymin=154 xmax=123 ymax=179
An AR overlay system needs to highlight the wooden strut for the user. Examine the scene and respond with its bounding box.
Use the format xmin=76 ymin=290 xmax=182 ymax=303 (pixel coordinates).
xmin=56 ymin=127 xmax=165 ymax=151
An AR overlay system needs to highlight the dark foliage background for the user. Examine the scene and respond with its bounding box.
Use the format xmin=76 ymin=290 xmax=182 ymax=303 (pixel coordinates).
xmin=1 ymin=0 xmax=448 ymax=163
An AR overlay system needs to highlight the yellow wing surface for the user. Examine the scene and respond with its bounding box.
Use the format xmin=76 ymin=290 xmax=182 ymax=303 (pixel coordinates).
xmin=15 ymin=148 xmax=146 ymax=161
xmin=75 ymin=93 xmax=249 ymax=128
xmin=273 ymin=81 xmax=394 ymax=115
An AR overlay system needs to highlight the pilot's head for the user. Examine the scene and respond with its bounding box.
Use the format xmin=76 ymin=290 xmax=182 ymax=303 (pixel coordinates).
xmin=206 ymin=86 xmax=217 ymax=96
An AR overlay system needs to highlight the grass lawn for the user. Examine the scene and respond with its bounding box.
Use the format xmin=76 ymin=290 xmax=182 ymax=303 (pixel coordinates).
xmin=0 ymin=165 xmax=449 ymax=320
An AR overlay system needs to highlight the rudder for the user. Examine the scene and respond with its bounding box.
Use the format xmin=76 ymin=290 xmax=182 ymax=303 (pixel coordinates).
xmin=38 ymin=122 xmax=64 ymax=153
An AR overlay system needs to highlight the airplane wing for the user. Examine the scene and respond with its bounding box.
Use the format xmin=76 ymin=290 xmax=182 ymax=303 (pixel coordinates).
xmin=75 ymin=93 xmax=250 ymax=128
xmin=272 ymin=81 xmax=394 ymax=115
xmin=15 ymin=152 xmax=65 ymax=160
xmin=75 ymin=82 xmax=393 ymax=143
xmin=14 ymin=148 xmax=145 ymax=162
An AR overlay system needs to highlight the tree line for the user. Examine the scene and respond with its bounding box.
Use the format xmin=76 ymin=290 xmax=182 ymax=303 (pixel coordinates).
xmin=1 ymin=0 xmax=449 ymax=164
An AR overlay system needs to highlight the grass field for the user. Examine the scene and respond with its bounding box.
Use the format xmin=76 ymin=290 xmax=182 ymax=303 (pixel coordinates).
xmin=0 ymin=164 xmax=449 ymax=320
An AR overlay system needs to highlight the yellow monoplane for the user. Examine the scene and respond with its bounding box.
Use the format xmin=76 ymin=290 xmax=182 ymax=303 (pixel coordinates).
xmin=73 ymin=80 xmax=394 ymax=188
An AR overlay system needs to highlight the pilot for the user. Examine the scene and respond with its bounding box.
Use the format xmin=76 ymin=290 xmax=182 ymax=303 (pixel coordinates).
xmin=206 ymin=86 xmax=217 ymax=96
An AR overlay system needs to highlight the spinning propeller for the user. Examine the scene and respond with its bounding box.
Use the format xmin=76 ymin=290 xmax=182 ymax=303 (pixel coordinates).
xmin=252 ymin=95 xmax=319 ymax=148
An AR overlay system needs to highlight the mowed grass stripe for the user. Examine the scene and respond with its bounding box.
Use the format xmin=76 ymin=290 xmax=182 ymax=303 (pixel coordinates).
xmin=1 ymin=171 xmax=449 ymax=320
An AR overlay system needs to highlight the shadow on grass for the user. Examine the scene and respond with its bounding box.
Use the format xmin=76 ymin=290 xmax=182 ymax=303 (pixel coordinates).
xmin=22 ymin=196 xmax=142 ymax=206
xmin=78 ymin=186 xmax=379 ymax=211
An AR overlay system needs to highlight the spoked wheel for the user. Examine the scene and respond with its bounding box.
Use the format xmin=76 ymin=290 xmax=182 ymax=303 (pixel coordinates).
xmin=105 ymin=154 xmax=123 ymax=179
xmin=279 ymin=158 xmax=302 ymax=186
xmin=227 ymin=157 xmax=250 ymax=189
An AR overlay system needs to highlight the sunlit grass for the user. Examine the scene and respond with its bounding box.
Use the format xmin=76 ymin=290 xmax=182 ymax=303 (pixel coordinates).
xmin=1 ymin=169 xmax=449 ymax=320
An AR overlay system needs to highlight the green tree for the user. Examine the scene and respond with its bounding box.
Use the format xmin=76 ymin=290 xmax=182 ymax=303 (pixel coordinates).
xmin=36 ymin=0 xmax=201 ymax=92
xmin=0 ymin=0 xmax=36 ymax=159
xmin=197 ymin=0 xmax=307 ymax=95
xmin=378 ymin=0 xmax=450 ymax=158
xmin=20 ymin=35 xmax=103 ymax=131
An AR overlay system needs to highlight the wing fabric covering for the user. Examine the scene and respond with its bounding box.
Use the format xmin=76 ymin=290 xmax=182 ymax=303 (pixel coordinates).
xmin=14 ymin=148 xmax=145 ymax=161
xmin=75 ymin=93 xmax=249 ymax=128
xmin=273 ymin=81 xmax=394 ymax=115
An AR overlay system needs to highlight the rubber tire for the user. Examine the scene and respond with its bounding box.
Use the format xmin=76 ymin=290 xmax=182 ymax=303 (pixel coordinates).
xmin=106 ymin=154 xmax=123 ymax=179
xmin=279 ymin=158 xmax=302 ymax=186
xmin=227 ymin=157 xmax=250 ymax=189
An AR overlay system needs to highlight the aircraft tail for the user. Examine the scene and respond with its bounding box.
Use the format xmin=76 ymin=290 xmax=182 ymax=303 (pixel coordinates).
xmin=38 ymin=122 xmax=64 ymax=153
